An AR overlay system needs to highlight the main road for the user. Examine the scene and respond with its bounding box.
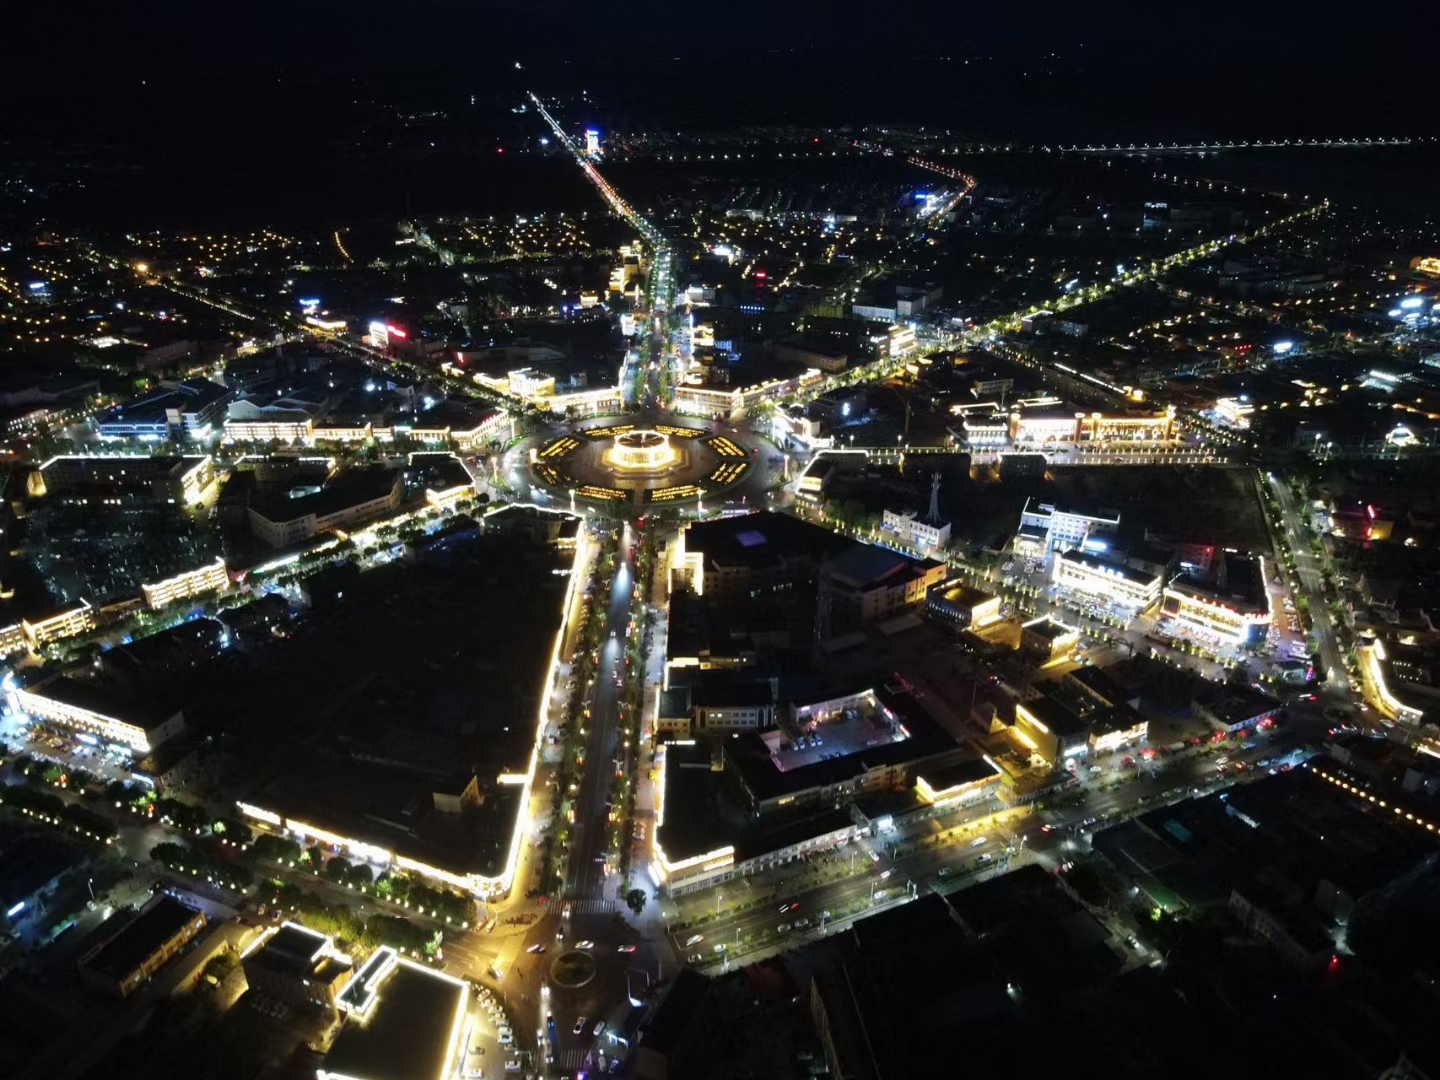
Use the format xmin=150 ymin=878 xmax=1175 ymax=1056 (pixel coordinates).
xmin=668 ymin=700 xmax=1329 ymax=972
xmin=1264 ymin=472 xmax=1353 ymax=707
xmin=565 ymin=522 xmax=638 ymax=900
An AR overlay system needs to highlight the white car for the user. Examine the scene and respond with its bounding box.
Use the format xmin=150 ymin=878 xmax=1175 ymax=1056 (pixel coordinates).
xmin=684 ymin=934 xmax=703 ymax=947
xmin=497 ymin=1031 xmax=513 ymax=1046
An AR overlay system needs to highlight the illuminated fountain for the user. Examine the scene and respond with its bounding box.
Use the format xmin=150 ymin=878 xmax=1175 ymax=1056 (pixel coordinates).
xmin=604 ymin=429 xmax=678 ymax=474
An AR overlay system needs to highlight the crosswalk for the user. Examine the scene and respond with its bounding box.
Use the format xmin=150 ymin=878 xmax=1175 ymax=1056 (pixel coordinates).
xmin=564 ymin=899 xmax=616 ymax=914
xmin=555 ymin=1049 xmax=590 ymax=1071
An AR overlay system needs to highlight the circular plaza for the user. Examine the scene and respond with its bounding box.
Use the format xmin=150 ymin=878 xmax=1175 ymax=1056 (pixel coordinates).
xmin=528 ymin=418 xmax=767 ymax=510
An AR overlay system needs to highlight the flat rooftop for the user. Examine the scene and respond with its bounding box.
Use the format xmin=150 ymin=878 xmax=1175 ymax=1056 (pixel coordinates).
xmin=21 ymin=675 xmax=180 ymax=731
xmin=728 ymin=684 xmax=959 ymax=803
xmin=679 ymin=510 xmax=850 ymax=574
xmin=321 ymin=960 xmax=467 ymax=1080
xmin=82 ymin=896 xmax=202 ymax=981
xmin=235 ymin=532 xmax=570 ymax=881
xmin=929 ymin=581 xmax=997 ymax=609
xmin=765 ymin=692 xmax=908 ymax=773
xmin=1023 ymin=617 xmax=1077 ymax=643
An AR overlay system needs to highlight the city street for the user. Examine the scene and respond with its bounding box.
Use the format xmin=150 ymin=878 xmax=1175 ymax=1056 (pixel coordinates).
xmin=665 ymin=703 xmax=1326 ymax=974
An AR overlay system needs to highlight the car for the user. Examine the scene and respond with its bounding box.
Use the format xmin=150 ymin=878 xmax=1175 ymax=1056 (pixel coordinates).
xmin=592 ymin=1020 xmax=605 ymax=1037
xmin=936 ymin=867 xmax=952 ymax=878
xmin=713 ymin=943 xmax=727 ymax=953
xmin=978 ymin=853 xmax=992 ymax=864
xmin=971 ymin=837 xmax=987 ymax=848
xmin=687 ymin=952 xmax=703 ymax=963
xmin=498 ymin=1031 xmax=514 ymax=1045
xmin=1215 ymin=756 xmax=1230 ymax=766
xmin=616 ymin=944 xmax=637 ymax=953
xmin=684 ymin=934 xmax=704 ymax=947
xmin=527 ymin=944 xmax=546 ymax=954
xmin=777 ymin=923 xmax=792 ymax=934
xmin=795 ymin=917 xmax=811 ymax=929
xmin=504 ymin=1060 xmax=521 ymax=1073
xmin=777 ymin=902 xmax=791 ymax=913
xmin=576 ymin=940 xmax=594 ymax=950
xmin=574 ymin=1017 xmax=588 ymax=1035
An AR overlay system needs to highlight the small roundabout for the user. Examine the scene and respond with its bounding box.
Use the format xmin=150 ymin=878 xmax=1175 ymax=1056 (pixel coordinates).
xmin=529 ymin=417 xmax=765 ymax=512
xmin=549 ymin=949 xmax=598 ymax=989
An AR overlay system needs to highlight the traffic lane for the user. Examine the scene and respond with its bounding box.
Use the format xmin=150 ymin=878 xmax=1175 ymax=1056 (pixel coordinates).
xmin=569 ymin=546 xmax=634 ymax=898
xmin=683 ymin=733 xmax=1320 ymax=953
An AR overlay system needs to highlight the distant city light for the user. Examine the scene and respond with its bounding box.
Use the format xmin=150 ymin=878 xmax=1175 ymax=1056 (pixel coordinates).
xmin=1399 ymin=296 xmax=1425 ymax=310
xmin=1272 ymin=341 xmax=1295 ymax=354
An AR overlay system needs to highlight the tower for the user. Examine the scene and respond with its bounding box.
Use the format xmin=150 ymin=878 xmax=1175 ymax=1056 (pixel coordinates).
xmin=927 ymin=472 xmax=942 ymax=523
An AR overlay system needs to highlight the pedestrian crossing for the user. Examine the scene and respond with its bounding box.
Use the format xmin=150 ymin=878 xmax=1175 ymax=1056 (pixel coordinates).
xmin=555 ymin=1049 xmax=590 ymax=1071
xmin=564 ymin=899 xmax=616 ymax=914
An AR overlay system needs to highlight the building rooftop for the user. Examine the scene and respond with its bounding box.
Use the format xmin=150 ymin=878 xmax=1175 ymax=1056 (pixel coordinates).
xmin=728 ymin=684 xmax=958 ymax=803
xmin=679 ymin=510 xmax=850 ymax=575
xmin=928 ymin=581 xmax=997 ymax=610
xmin=1057 ymin=548 xmax=1161 ymax=587
xmin=1193 ymin=682 xmax=1281 ymax=726
xmin=250 ymin=465 xmax=399 ymax=525
xmin=1022 ymin=617 xmax=1077 ymax=643
xmin=320 ymin=960 xmax=467 ymax=1080
xmin=81 ymin=896 xmax=202 ymax=981
xmin=20 ymin=675 xmax=181 ymax=732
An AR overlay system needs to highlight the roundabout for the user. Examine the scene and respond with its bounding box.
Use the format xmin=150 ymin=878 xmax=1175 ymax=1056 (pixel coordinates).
xmin=549 ymin=949 xmax=598 ymax=989
xmin=529 ymin=416 xmax=769 ymax=511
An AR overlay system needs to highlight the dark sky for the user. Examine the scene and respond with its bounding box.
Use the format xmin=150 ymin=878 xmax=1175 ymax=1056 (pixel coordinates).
xmin=7 ymin=0 xmax=1430 ymax=140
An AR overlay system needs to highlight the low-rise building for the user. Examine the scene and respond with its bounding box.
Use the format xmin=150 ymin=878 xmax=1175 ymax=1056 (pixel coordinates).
xmin=879 ymin=507 xmax=951 ymax=552
xmin=1192 ymin=683 xmax=1283 ymax=733
xmin=1053 ymin=548 xmax=1164 ymax=612
xmin=247 ymin=467 xmax=402 ymax=548
xmin=241 ymin=922 xmax=353 ymax=1009
xmin=1015 ymin=497 xmax=1120 ymax=557
xmin=1013 ymin=694 xmax=1090 ymax=764
xmin=79 ymin=895 xmax=206 ymax=999
xmin=320 ymin=952 xmax=469 ymax=1080
xmin=38 ymin=454 xmax=215 ymax=506
xmin=925 ymin=579 xmax=1001 ymax=632
xmin=819 ymin=545 xmax=947 ymax=634
xmin=1161 ymin=550 xmax=1271 ymax=646
xmin=140 ymin=557 xmax=230 ymax=610
xmin=12 ymin=676 xmax=186 ymax=753
xmin=1019 ymin=616 xmax=1080 ymax=663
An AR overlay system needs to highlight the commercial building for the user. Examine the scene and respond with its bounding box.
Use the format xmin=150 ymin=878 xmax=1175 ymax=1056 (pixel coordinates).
xmin=667 ymin=510 xmax=850 ymax=602
xmin=1161 ymin=550 xmax=1271 ymax=646
xmin=319 ymin=953 xmax=469 ymax=1080
xmin=1020 ymin=616 xmax=1080 ymax=664
xmin=1013 ymin=694 xmax=1090 ymax=764
xmin=140 ymin=557 xmax=230 ymax=610
xmin=235 ymin=529 xmax=577 ymax=899
xmin=879 ymin=507 xmax=951 ymax=552
xmin=94 ymin=379 xmax=231 ymax=442
xmin=223 ymin=413 xmax=316 ymax=444
xmin=819 ymin=545 xmax=947 ymax=634
xmin=12 ymin=676 xmax=186 ymax=753
xmin=241 ymin=922 xmax=354 ymax=1010
xmin=653 ymin=685 xmax=1000 ymax=895
xmin=399 ymin=402 xmax=508 ymax=450
xmin=1014 ymin=498 xmax=1120 ymax=557
xmin=37 ymin=454 xmax=215 ymax=506
xmin=247 ymin=466 xmax=402 ymax=547
xmin=1052 ymin=548 xmax=1164 ymax=612
xmin=925 ymin=579 xmax=1001 ymax=632
xmin=406 ymin=452 xmax=476 ymax=507
xmin=1192 ymin=683 xmax=1283 ymax=734
xmin=79 ymin=895 xmax=206 ymax=999
xmin=17 ymin=602 xmax=95 ymax=650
